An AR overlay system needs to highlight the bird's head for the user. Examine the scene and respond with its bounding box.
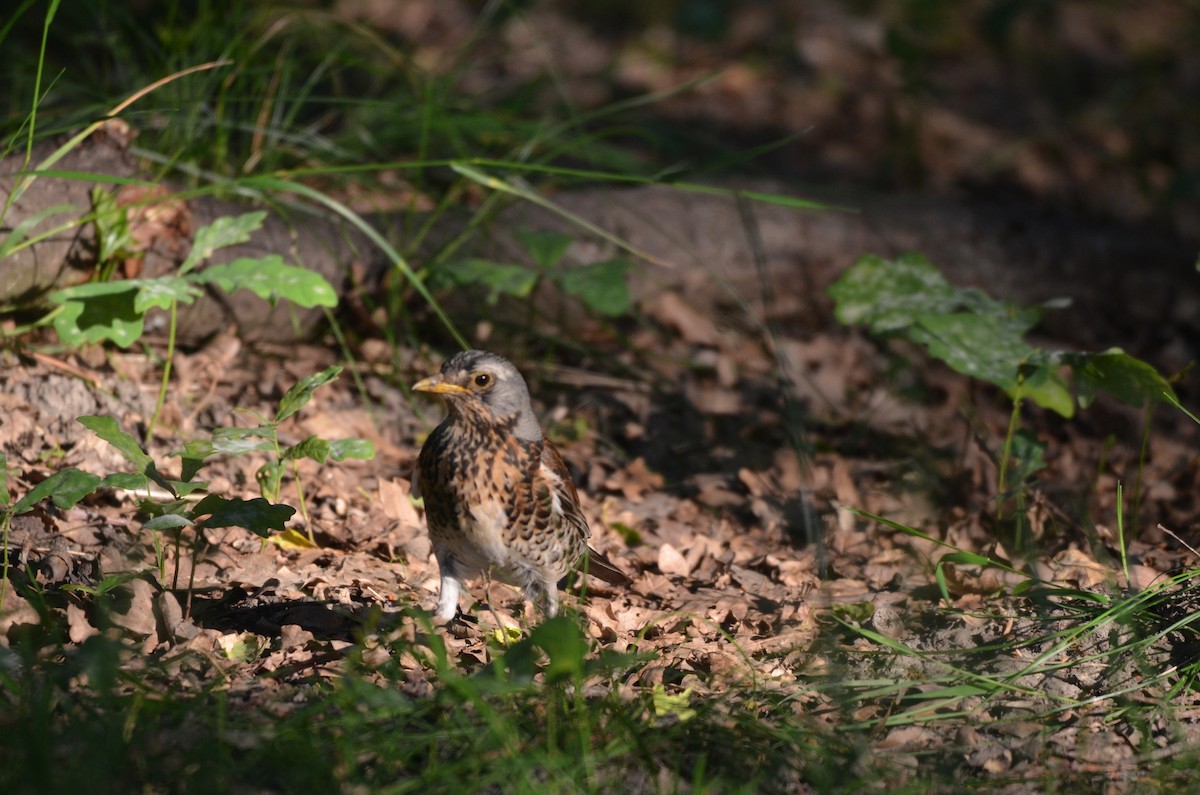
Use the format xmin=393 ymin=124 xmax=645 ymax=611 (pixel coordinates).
xmin=412 ymin=350 xmax=542 ymax=441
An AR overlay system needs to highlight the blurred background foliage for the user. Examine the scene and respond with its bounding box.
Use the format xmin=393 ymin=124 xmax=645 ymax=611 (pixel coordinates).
xmin=3 ymin=0 xmax=1198 ymax=236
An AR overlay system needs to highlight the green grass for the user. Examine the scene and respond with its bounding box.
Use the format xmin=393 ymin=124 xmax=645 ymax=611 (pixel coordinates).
xmin=0 ymin=614 xmax=867 ymax=795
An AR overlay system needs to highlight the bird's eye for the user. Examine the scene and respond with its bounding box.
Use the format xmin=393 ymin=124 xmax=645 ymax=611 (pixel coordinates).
xmin=473 ymin=372 xmax=491 ymax=388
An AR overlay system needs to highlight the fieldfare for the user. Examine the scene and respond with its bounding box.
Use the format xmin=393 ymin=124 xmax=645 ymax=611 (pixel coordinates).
xmin=412 ymin=350 xmax=629 ymax=622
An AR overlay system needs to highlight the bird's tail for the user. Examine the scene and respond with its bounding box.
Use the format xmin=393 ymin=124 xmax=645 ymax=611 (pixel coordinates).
xmin=583 ymin=547 xmax=632 ymax=586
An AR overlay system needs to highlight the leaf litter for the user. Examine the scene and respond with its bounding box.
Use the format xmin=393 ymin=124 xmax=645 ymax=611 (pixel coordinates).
xmin=2 ymin=270 xmax=1199 ymax=790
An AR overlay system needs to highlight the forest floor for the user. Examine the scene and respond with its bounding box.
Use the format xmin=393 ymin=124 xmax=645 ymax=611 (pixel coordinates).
xmin=4 ymin=1 xmax=1200 ymax=792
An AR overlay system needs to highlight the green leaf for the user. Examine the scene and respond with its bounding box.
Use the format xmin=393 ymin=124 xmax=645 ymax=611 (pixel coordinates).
xmin=1064 ymin=349 xmax=1177 ymax=409
xmin=327 ymin=438 xmax=375 ymax=461
xmin=276 ymin=365 xmax=342 ymax=422
xmin=256 ymin=460 xmax=284 ymax=502
xmin=911 ymin=314 xmax=1074 ymax=416
xmin=283 ymin=436 xmax=330 ymax=464
xmin=180 ymin=211 xmax=267 ymax=274
xmin=828 ymin=253 xmax=960 ymax=332
xmin=1012 ymin=359 xmax=1075 ymax=418
xmin=12 ymin=468 xmax=101 ymax=514
xmin=78 ymin=415 xmax=178 ymax=496
xmin=175 ymin=440 xmax=215 ymax=482
xmin=193 ymin=256 xmax=337 ymax=308
xmin=48 ymin=282 xmax=144 ymax=347
xmin=78 ymin=415 xmax=152 ymax=469
xmin=190 ymin=495 xmax=294 ymax=537
xmin=530 ymin=615 xmax=588 ymax=683
xmin=143 ymin=514 xmax=195 ymax=531
xmin=433 ymin=258 xmax=539 ymax=304
xmin=516 ymin=229 xmax=573 ymax=270
xmin=912 ymin=313 xmax=1034 ymax=387
xmin=211 ymin=427 xmax=274 ymax=447
xmin=99 ymin=472 xmax=150 ymax=491
xmin=132 ymin=276 xmax=203 ymax=312
xmin=554 ymin=258 xmax=630 ymax=316
xmin=1008 ymin=430 xmax=1048 ymax=484
xmin=137 ymin=497 xmax=191 ymax=518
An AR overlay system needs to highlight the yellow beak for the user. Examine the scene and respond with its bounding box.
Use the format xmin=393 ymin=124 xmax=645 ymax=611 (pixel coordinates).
xmin=412 ymin=376 xmax=471 ymax=395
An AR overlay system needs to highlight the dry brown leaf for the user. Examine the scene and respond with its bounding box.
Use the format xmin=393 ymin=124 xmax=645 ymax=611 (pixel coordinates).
xmin=1043 ymin=547 xmax=1111 ymax=589
xmin=110 ymin=578 xmax=159 ymax=640
xmin=379 ymin=477 xmax=422 ymax=526
xmin=657 ymin=542 xmax=693 ymax=577
xmin=66 ymin=603 xmax=97 ymax=644
xmin=604 ymin=457 xmax=664 ymax=501
xmin=647 ymin=291 xmax=721 ymax=346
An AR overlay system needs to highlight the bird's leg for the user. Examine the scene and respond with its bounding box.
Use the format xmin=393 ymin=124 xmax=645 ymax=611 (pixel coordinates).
xmin=526 ymin=580 xmax=559 ymax=618
xmin=434 ymin=555 xmax=463 ymax=622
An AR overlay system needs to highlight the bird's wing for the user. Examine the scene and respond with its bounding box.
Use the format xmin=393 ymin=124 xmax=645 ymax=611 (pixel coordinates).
xmin=409 ymin=461 xmax=422 ymax=500
xmin=539 ymin=438 xmax=590 ymax=545
xmin=541 ymin=439 xmax=630 ymax=587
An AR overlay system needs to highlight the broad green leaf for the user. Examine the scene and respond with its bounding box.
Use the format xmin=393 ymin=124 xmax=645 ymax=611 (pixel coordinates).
xmin=190 ymin=494 xmax=294 ymax=537
xmin=143 ymin=514 xmax=195 ymax=531
xmin=433 ymin=258 xmax=539 ymax=304
xmin=912 ymin=314 xmax=1074 ymax=416
xmin=11 ymin=468 xmax=101 ymax=514
xmin=911 ymin=313 xmax=1035 ymax=387
xmin=173 ymin=480 xmax=209 ymax=497
xmin=327 ymin=438 xmax=376 ymax=461
xmin=1064 ymin=349 xmax=1177 ymax=409
xmin=49 ymin=283 xmax=144 ymax=347
xmin=180 ymin=211 xmax=267 ymax=274
xmin=99 ymin=472 xmax=150 ymax=491
xmin=256 ymin=460 xmax=284 ymax=501
xmin=276 ymin=365 xmax=342 ymax=422
xmin=133 ymin=276 xmax=203 ymax=312
xmin=1007 ymin=430 xmax=1048 ymax=485
xmin=283 ymin=436 xmax=330 ymax=464
xmin=530 ymin=615 xmax=588 ymax=683
xmin=211 ymin=427 xmax=274 ymax=447
xmin=516 ymin=228 xmax=573 ymax=270
xmin=1012 ymin=360 xmax=1075 ymax=418
xmin=50 ymin=280 xmax=143 ymax=301
xmin=79 ymin=415 xmax=179 ymax=496
xmin=555 ymin=258 xmax=630 ymax=316
xmin=193 ymin=256 xmax=337 ymax=308
xmin=175 ymin=440 xmax=216 ymax=483
xmin=137 ymin=497 xmax=191 ymax=518
xmin=828 ymin=253 xmax=960 ymax=332
xmin=78 ymin=415 xmax=152 ymax=469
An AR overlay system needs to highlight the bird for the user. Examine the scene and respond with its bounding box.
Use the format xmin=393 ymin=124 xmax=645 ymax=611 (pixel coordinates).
xmin=411 ymin=350 xmax=629 ymax=622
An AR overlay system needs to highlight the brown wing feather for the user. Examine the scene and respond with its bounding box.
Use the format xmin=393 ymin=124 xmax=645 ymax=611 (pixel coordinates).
xmin=542 ymin=439 xmax=631 ymax=587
